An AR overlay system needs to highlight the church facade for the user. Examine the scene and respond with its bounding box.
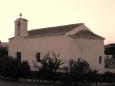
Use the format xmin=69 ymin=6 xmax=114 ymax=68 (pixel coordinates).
xmin=9 ymin=17 xmax=105 ymax=73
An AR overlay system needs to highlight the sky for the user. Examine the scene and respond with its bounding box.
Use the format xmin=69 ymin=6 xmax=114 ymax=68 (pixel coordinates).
xmin=0 ymin=0 xmax=115 ymax=44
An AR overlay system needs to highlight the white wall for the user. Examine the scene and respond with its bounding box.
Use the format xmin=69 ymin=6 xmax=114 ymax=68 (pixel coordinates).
xmin=9 ymin=35 xmax=70 ymax=70
xmin=9 ymin=35 xmax=105 ymax=73
xmin=68 ymin=37 xmax=105 ymax=73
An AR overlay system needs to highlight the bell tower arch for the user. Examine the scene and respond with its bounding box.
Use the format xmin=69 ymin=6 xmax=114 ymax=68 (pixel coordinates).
xmin=15 ymin=13 xmax=28 ymax=37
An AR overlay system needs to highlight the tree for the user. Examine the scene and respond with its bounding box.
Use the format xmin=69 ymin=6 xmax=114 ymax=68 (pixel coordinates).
xmin=0 ymin=55 xmax=30 ymax=80
xmin=105 ymin=44 xmax=115 ymax=56
xmin=20 ymin=61 xmax=31 ymax=79
xmin=0 ymin=47 xmax=8 ymax=74
xmin=0 ymin=47 xmax=8 ymax=58
xmin=39 ymin=52 xmax=64 ymax=72
xmin=35 ymin=52 xmax=64 ymax=81
xmin=61 ymin=58 xmax=97 ymax=85
xmin=69 ymin=58 xmax=90 ymax=74
xmin=1 ymin=56 xmax=21 ymax=80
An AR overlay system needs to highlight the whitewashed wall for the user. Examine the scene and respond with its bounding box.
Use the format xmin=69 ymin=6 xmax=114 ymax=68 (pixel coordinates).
xmin=68 ymin=37 xmax=105 ymax=73
xmin=9 ymin=35 xmax=105 ymax=73
xmin=9 ymin=35 xmax=70 ymax=70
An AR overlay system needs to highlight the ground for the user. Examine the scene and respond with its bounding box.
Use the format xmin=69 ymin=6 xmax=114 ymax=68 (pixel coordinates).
xmin=0 ymin=79 xmax=115 ymax=86
xmin=0 ymin=79 xmax=63 ymax=86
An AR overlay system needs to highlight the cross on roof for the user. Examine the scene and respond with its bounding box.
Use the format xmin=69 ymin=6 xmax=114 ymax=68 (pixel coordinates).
xmin=19 ymin=13 xmax=22 ymax=18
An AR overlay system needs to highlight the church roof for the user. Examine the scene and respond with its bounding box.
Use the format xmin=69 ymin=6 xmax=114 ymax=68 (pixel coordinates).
xmin=71 ymin=30 xmax=105 ymax=39
xmin=28 ymin=23 xmax=82 ymax=36
xmin=28 ymin=23 xmax=104 ymax=40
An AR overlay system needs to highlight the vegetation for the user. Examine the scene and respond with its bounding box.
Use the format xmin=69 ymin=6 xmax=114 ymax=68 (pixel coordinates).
xmin=32 ymin=52 xmax=64 ymax=82
xmin=0 ymin=47 xmax=30 ymax=80
xmin=0 ymin=48 xmax=115 ymax=85
xmin=0 ymin=47 xmax=8 ymax=57
xmin=60 ymin=58 xmax=97 ymax=85
xmin=105 ymin=43 xmax=115 ymax=56
xmin=0 ymin=56 xmax=30 ymax=80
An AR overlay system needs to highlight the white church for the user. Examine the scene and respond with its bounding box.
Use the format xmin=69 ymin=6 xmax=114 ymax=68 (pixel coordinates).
xmin=9 ymin=15 xmax=105 ymax=73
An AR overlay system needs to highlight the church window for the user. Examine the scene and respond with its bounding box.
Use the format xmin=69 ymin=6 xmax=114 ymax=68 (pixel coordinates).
xmin=99 ymin=56 xmax=102 ymax=64
xmin=36 ymin=52 xmax=41 ymax=62
xmin=16 ymin=52 xmax=21 ymax=62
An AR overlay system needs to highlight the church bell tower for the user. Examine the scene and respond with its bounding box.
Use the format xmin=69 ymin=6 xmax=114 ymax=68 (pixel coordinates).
xmin=15 ymin=13 xmax=28 ymax=37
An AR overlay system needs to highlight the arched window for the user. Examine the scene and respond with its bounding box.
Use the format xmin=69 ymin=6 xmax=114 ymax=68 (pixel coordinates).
xmin=17 ymin=21 xmax=21 ymax=36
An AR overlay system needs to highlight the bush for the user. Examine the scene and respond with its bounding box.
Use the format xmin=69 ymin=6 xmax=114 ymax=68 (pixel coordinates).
xmin=34 ymin=52 xmax=64 ymax=81
xmin=61 ymin=58 xmax=97 ymax=85
xmin=0 ymin=55 xmax=30 ymax=80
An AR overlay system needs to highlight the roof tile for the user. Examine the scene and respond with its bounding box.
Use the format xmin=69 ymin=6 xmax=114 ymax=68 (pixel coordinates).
xmin=28 ymin=23 xmax=82 ymax=36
